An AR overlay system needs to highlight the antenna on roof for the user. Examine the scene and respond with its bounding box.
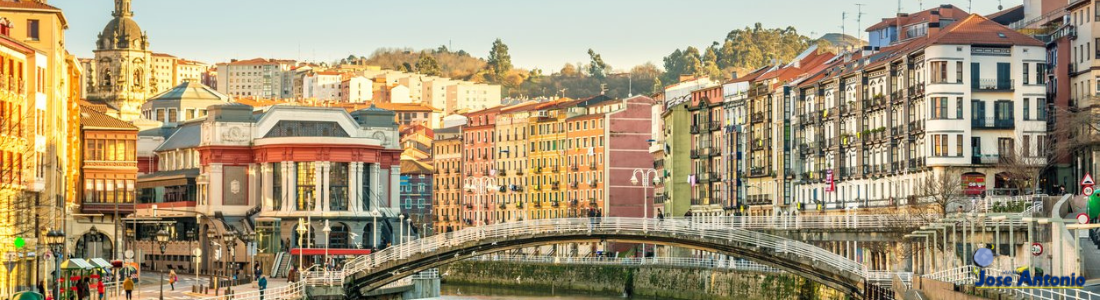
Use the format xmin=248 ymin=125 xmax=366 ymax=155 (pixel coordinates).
xmin=855 ymin=4 xmax=867 ymax=43
xmin=841 ymin=11 xmax=847 ymax=48
xmin=897 ymin=0 xmax=901 ymax=14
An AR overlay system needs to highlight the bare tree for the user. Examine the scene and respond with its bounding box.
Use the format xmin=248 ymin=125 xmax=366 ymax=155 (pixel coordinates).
xmin=917 ymin=170 xmax=963 ymax=216
xmin=1052 ymin=102 xmax=1100 ymax=163
xmin=995 ymin=137 xmax=1055 ymax=195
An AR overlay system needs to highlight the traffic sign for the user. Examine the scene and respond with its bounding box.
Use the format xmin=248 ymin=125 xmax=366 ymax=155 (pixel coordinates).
xmin=124 ymin=250 xmax=133 ymax=259
xmin=1085 ymin=186 xmax=1095 ymax=197
xmin=1083 ymin=173 xmax=1095 ymax=185
xmin=1078 ymin=213 xmax=1091 ymax=225
xmin=1031 ymin=242 xmax=1044 ymax=256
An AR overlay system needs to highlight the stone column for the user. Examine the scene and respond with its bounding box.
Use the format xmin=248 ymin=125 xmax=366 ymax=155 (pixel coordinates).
xmin=209 ymin=163 xmax=224 ymax=207
xmin=315 ymin=162 xmax=325 ymax=212
xmin=390 ymin=165 xmax=401 ymax=210
xmin=321 ymin=161 xmax=332 ymax=212
xmin=249 ymin=163 xmax=260 ymax=208
xmin=286 ymin=162 xmax=296 ymax=212
xmin=262 ymin=163 xmax=273 ymax=211
xmin=371 ymin=163 xmax=381 ymax=210
xmin=350 ymin=162 xmax=361 ymax=213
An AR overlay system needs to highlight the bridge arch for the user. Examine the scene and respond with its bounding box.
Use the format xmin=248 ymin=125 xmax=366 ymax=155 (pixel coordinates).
xmin=341 ymin=218 xmax=874 ymax=299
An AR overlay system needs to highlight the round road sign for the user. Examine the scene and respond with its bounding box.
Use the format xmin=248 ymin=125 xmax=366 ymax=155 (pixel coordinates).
xmin=1078 ymin=213 xmax=1091 ymax=225
xmin=1031 ymin=242 xmax=1043 ymax=256
xmin=124 ymin=250 xmax=133 ymax=259
xmin=1085 ymin=186 xmax=1095 ymax=196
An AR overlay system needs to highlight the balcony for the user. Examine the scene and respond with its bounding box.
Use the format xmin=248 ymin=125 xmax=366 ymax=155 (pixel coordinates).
xmin=515 ymin=169 xmax=524 ymax=176
xmin=570 ymin=181 xmax=579 ymax=189
xmin=653 ymin=159 xmax=664 ymax=169
xmin=749 ymin=167 xmax=768 ymax=177
xmin=498 ymin=169 xmax=507 ymax=176
xmin=708 ymin=172 xmax=720 ymax=182
xmin=691 ymin=149 xmax=701 ymax=158
xmin=691 ymin=125 xmax=700 ymax=134
xmin=710 ymin=120 xmax=722 ymax=131
xmin=751 ymin=112 xmax=766 ymax=124
xmin=551 ymin=182 xmax=560 ymax=191
xmin=973 ymin=79 xmax=1014 ymax=91
xmin=589 ymin=180 xmax=599 ymax=188
xmin=972 ymin=155 xmax=1002 ymax=165
xmin=571 ymin=165 xmax=579 ymax=171
xmin=745 ymin=194 xmax=772 ymax=206
xmin=654 ymin=193 xmax=667 ymax=204
xmin=908 ymin=84 xmax=925 ymax=98
xmin=971 ymin=117 xmax=1014 ymax=129
xmin=908 ymin=121 xmax=925 ymax=134
xmin=891 ymin=92 xmax=903 ymax=104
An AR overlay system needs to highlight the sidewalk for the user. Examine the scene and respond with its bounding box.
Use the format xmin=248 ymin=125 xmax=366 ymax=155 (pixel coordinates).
xmin=181 ymin=278 xmax=292 ymax=299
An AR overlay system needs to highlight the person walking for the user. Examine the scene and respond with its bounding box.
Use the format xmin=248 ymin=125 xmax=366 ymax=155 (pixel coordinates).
xmin=77 ymin=278 xmax=89 ymax=300
xmin=168 ymin=270 xmax=177 ymax=291
xmin=123 ymin=277 xmax=134 ymax=300
xmin=96 ymin=279 xmax=105 ymax=300
xmin=257 ymin=276 xmax=268 ymax=300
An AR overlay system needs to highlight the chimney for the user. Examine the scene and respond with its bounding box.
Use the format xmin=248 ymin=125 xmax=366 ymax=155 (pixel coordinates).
xmin=928 ymin=9 xmax=942 ymax=36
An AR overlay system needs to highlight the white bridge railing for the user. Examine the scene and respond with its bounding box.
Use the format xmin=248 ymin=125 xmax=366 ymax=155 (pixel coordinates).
xmin=468 ymin=255 xmax=784 ymax=273
xmin=664 ymin=214 xmax=938 ymax=230
xmin=194 ymin=279 xmax=305 ymax=300
xmin=341 ymin=217 xmax=881 ymax=291
xmin=922 ymin=266 xmax=1100 ymax=299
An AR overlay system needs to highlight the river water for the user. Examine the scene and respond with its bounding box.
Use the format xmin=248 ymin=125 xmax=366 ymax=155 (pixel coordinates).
xmin=439 ymin=284 xmax=624 ymax=300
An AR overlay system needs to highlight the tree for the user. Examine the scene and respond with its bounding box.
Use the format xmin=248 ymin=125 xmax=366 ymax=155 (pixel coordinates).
xmin=415 ymin=52 xmax=442 ymax=76
xmin=702 ymin=46 xmax=723 ymax=79
xmin=587 ymin=49 xmax=609 ymax=80
xmin=559 ymin=63 xmax=579 ymax=77
xmin=486 ymin=38 xmax=513 ymax=81
xmin=347 ymin=54 xmax=358 ymax=63
xmin=918 ymin=170 xmax=964 ymax=216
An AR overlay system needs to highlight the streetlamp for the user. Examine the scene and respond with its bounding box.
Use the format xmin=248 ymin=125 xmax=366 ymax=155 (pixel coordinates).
xmin=155 ymin=229 xmax=169 ymax=300
xmin=463 ymin=177 xmax=498 ymax=227
xmin=321 ymin=220 xmax=331 ymax=271
xmin=45 ymin=230 xmax=64 ymax=300
xmin=296 ymin=220 xmax=307 ymax=275
xmin=631 ymin=168 xmax=660 ymax=257
xmin=222 ymin=230 xmax=237 ymax=296
xmin=239 ymin=233 xmax=254 ymax=282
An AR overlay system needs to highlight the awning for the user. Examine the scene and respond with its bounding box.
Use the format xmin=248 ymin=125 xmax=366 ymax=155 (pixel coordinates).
xmin=89 ymin=258 xmax=113 ymax=269
xmin=290 ymin=248 xmax=372 ymax=256
xmin=61 ymin=258 xmax=94 ymax=270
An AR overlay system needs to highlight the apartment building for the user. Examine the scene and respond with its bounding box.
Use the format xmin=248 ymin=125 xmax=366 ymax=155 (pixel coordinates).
xmin=494 ymin=102 xmax=540 ymax=222
xmin=792 ymin=14 xmax=1047 ymax=210
xmin=215 ymin=58 xmax=295 ymax=98
xmin=303 ymin=71 xmax=343 ymax=101
xmin=432 ymin=122 xmax=464 ymax=233
xmin=340 ymin=75 xmax=373 ymax=103
xmin=461 ymin=107 xmax=500 ymax=226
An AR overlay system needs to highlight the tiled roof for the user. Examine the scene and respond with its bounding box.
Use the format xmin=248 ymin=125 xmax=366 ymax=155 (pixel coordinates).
xmin=147 ymin=81 xmax=231 ymax=102
xmin=156 ymin=123 xmax=201 ymax=152
xmin=400 ymin=159 xmax=434 ymax=174
xmin=865 ymin=4 xmax=968 ymax=32
xmin=928 ymin=13 xmax=1043 ymax=47
xmin=225 ymin=58 xmax=293 ymax=66
xmin=80 ymin=105 xmax=137 ymax=130
xmin=0 ymin=0 xmax=59 ymax=11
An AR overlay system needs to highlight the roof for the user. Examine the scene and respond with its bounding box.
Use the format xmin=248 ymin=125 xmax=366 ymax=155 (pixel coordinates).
xmin=80 ymin=105 xmax=137 ymax=130
xmin=223 ymin=58 xmax=294 ymax=66
xmin=865 ymin=5 xmax=969 ymax=32
xmin=500 ymin=101 xmax=542 ymax=113
xmin=137 ymin=168 xmax=200 ymax=182
xmin=0 ymin=0 xmax=66 ymax=27
xmin=147 ymin=81 xmax=231 ymax=102
xmin=400 ymin=159 xmax=435 ymax=174
xmin=156 ymin=123 xmax=201 ymax=152
xmin=928 ymin=13 xmax=1043 ymax=47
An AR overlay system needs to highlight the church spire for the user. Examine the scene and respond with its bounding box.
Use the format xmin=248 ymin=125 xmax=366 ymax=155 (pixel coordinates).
xmin=113 ymin=0 xmax=133 ymax=18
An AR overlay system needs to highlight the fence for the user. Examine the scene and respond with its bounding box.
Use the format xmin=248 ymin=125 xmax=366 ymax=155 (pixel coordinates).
xmin=467 ymin=255 xmax=783 ymax=273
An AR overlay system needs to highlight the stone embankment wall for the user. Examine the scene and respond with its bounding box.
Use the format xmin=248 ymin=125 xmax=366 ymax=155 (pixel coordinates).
xmin=439 ymin=260 xmax=846 ymax=300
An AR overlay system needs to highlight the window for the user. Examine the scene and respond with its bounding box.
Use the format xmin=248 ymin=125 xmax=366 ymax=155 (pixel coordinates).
xmin=1037 ymin=135 xmax=1046 ymax=156
xmin=956 ymin=97 xmax=963 ymax=119
xmin=155 ymin=109 xmax=165 ymax=122
xmin=931 ymin=61 xmax=948 ymax=83
xmin=296 ymin=162 xmax=315 ymax=211
xmin=271 ymin=162 xmax=282 ymax=211
xmin=1023 ymin=63 xmax=1029 ymax=85
xmin=956 ymin=61 xmax=963 ymax=83
xmin=932 ymin=97 xmax=948 ymax=119
xmin=329 ymin=162 xmax=349 ymax=211
xmin=957 ymin=135 xmax=963 ymax=157
xmin=168 ymin=109 xmax=178 ymax=123
xmin=1023 ymin=98 xmax=1030 ymax=120
xmin=1036 ymin=63 xmax=1046 ymax=84
xmin=26 ymin=20 xmax=39 ymax=41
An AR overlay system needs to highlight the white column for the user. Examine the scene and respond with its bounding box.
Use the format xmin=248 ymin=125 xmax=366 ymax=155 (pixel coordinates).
xmin=249 ymin=163 xmax=260 ymax=208
xmin=349 ymin=162 xmax=361 ymax=213
xmin=209 ymin=163 xmax=224 ymax=207
xmin=315 ymin=162 xmax=325 ymax=212
xmin=286 ymin=162 xmax=296 ymax=212
xmin=262 ymin=163 xmax=273 ymax=211
xmin=389 ymin=165 xmax=401 ymax=210
xmin=371 ymin=163 xmax=381 ymax=209
xmin=321 ymin=161 xmax=332 ymax=212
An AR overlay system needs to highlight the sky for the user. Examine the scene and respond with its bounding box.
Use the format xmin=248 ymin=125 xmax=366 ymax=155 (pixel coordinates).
xmin=53 ymin=0 xmax=1009 ymax=71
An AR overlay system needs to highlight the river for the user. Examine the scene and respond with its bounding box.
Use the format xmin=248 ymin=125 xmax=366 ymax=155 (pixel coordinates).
xmin=439 ymin=283 xmax=624 ymax=300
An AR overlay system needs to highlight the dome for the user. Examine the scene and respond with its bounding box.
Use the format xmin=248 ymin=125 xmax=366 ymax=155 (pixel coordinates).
xmin=99 ymin=17 xmax=144 ymax=50
xmin=146 ymin=80 xmax=230 ymax=102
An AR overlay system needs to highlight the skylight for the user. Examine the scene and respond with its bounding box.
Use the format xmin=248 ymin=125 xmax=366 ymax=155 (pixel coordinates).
xmin=997 ymin=33 xmax=1006 ymax=38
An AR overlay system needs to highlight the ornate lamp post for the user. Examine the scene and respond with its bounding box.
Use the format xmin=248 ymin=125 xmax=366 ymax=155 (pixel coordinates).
xmin=222 ymin=229 xmax=237 ymax=296
xmin=45 ymin=230 xmax=64 ymax=300
xmin=239 ymin=233 xmax=254 ymax=282
xmin=463 ymin=177 xmax=498 ymax=227
xmin=155 ymin=229 xmax=169 ymax=300
xmin=295 ymin=220 xmax=307 ymax=275
xmin=631 ymin=168 xmax=660 ymax=257
xmin=321 ymin=221 xmax=331 ymax=271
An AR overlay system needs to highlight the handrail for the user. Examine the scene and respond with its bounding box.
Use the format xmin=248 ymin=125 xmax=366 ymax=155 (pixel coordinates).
xmin=467 ymin=255 xmax=784 ymax=273
xmin=193 ymin=280 xmax=304 ymax=300
xmin=661 ymin=214 xmax=938 ymax=230
xmin=340 ymin=217 xmax=883 ymax=290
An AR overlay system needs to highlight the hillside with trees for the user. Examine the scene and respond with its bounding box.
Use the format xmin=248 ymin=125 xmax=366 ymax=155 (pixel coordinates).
xmin=349 ymin=23 xmax=847 ymax=99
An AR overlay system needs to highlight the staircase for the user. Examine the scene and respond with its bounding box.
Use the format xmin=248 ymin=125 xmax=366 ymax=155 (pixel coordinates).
xmin=276 ymin=253 xmax=294 ymax=278
xmin=270 ymin=252 xmax=285 ymax=278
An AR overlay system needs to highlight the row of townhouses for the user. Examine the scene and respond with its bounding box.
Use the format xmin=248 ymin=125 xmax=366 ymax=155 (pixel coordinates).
xmin=653 ymin=8 xmax=1063 ymax=218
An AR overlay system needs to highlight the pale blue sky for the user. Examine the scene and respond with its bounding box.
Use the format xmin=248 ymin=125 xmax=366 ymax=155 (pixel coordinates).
xmin=53 ymin=0 xmax=1008 ymax=70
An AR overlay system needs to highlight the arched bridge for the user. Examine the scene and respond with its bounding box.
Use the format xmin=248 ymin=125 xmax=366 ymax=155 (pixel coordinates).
xmin=340 ymin=217 xmax=897 ymax=299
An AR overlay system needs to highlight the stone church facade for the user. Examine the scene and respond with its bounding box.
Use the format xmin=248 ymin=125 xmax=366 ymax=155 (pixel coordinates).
xmin=84 ymin=0 xmax=154 ymax=121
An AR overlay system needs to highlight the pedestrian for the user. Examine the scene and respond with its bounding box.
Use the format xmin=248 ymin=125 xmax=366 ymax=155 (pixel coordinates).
xmin=257 ymin=275 xmax=268 ymax=300
xmin=123 ymin=277 xmax=134 ymax=300
xmin=96 ymin=279 xmax=105 ymax=300
xmin=37 ymin=280 xmax=45 ymax=295
xmin=78 ymin=278 xmax=89 ymax=300
xmin=168 ymin=269 xmax=177 ymax=290
xmin=254 ymin=263 xmax=262 ymax=281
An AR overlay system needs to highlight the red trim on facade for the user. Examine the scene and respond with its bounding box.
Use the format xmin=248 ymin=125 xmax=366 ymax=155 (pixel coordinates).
xmin=289 ymin=248 xmax=372 ymax=255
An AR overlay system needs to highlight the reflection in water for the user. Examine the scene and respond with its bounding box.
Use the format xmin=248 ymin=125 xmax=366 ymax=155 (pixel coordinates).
xmin=439 ymin=284 xmax=624 ymax=300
